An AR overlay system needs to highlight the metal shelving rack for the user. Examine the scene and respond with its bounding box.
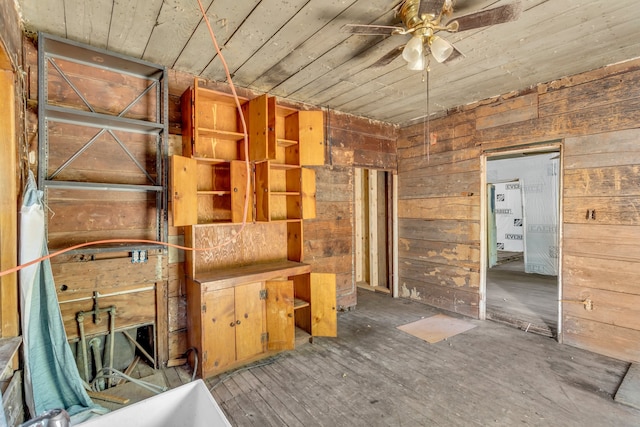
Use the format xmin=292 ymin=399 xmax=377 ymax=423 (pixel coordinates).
xmin=37 ymin=32 xmax=168 ymax=252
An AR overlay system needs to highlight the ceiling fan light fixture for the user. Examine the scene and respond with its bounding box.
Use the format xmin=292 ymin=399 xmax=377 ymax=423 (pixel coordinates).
xmin=407 ymin=54 xmax=424 ymax=71
xmin=402 ymin=35 xmax=423 ymax=63
xmin=430 ymin=36 xmax=454 ymax=63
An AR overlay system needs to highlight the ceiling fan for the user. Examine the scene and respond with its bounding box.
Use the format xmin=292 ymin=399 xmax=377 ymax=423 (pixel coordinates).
xmin=341 ymin=0 xmax=523 ymax=70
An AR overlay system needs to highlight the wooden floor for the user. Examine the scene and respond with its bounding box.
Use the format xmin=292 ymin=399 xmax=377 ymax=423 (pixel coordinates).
xmin=181 ymin=289 xmax=639 ymax=426
xmin=486 ymin=258 xmax=558 ymax=337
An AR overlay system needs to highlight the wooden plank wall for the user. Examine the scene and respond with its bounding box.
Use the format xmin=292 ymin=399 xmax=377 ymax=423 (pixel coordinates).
xmin=397 ymin=57 xmax=640 ymax=363
xmin=304 ymin=166 xmax=355 ymax=308
xmin=21 ymin=43 xmax=398 ymax=361
xmin=327 ymin=110 xmax=397 ymax=170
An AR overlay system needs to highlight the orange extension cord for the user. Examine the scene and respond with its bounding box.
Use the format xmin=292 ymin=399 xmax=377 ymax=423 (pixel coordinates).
xmin=0 ymin=0 xmax=251 ymax=279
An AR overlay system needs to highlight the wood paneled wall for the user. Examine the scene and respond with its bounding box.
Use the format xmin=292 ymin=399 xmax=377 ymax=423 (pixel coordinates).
xmin=304 ymin=165 xmax=356 ymax=308
xmin=397 ymin=58 xmax=640 ymax=363
xmin=327 ymin=110 xmax=397 ymax=170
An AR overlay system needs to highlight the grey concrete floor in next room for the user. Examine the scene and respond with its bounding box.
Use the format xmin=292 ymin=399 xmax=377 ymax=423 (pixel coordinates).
xmin=486 ymin=254 xmax=558 ymax=337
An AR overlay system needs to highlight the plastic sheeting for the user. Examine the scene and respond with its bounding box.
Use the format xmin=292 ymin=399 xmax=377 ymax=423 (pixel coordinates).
xmin=487 ymin=153 xmax=559 ymax=276
xmin=19 ymin=171 xmax=106 ymax=422
xmin=493 ymin=181 xmax=524 ymax=253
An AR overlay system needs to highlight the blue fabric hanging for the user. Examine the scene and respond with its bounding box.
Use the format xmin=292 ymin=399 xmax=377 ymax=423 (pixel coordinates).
xmin=19 ymin=171 xmax=106 ymax=423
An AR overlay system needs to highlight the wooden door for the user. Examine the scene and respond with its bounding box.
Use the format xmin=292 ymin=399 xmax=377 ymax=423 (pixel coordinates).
xmin=202 ymin=287 xmax=236 ymax=375
xmin=310 ymin=273 xmax=337 ymax=337
xmin=265 ymin=280 xmax=295 ymax=351
xmin=234 ymin=282 xmax=265 ymax=361
xmin=170 ymin=155 xmax=198 ymax=227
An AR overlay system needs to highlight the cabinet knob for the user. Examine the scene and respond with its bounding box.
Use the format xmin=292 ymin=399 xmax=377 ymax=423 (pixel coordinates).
xmin=230 ymin=322 xmax=236 ymax=327
xmin=288 ymin=313 xmax=293 ymax=318
xmin=236 ymin=319 xmax=242 ymax=325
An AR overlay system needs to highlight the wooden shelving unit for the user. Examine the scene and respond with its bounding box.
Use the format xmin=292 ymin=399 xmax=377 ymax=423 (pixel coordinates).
xmin=174 ymin=81 xmax=335 ymax=379
xmin=171 ymin=80 xmax=252 ymax=226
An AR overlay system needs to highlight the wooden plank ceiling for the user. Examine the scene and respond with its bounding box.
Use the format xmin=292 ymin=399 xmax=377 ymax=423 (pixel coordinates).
xmin=17 ymin=0 xmax=640 ymax=125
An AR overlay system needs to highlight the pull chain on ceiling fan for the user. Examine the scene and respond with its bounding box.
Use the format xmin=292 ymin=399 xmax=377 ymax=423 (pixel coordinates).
xmin=341 ymin=0 xmax=523 ymax=70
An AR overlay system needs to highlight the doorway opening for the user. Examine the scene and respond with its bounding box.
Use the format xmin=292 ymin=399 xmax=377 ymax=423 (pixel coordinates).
xmin=482 ymin=148 xmax=561 ymax=338
xmin=354 ymin=168 xmax=393 ymax=294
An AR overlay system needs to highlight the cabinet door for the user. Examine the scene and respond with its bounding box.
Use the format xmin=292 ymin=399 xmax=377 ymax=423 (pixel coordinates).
xmin=202 ymin=287 xmax=236 ymax=375
xmin=254 ymin=161 xmax=270 ymax=221
xmin=298 ymin=111 xmax=324 ymax=166
xmin=248 ymin=94 xmax=274 ymax=161
xmin=265 ymin=280 xmax=295 ymax=351
xmin=170 ymin=155 xmax=197 ymax=227
xmin=230 ymin=160 xmax=253 ymax=223
xmin=234 ymin=282 xmax=265 ymax=361
xmin=301 ymin=167 xmax=316 ymax=220
xmin=311 ymin=273 xmax=337 ymax=337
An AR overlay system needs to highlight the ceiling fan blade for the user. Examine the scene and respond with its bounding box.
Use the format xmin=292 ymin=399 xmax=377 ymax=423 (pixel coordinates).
xmin=419 ymin=0 xmax=447 ymax=17
xmin=446 ymin=2 xmax=522 ymax=32
xmin=371 ymin=46 xmax=405 ymax=67
xmin=340 ymin=24 xmax=404 ymax=36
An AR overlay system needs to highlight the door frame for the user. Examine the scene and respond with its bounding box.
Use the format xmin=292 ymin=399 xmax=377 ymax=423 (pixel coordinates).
xmin=354 ymin=168 xmax=394 ymax=294
xmin=479 ymin=143 xmax=564 ymax=342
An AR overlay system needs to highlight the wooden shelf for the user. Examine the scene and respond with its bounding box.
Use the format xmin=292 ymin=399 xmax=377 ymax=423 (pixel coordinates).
xmin=192 ymin=157 xmax=230 ymax=165
xmin=270 ymin=163 xmax=300 ymax=171
xmin=197 ymin=127 xmax=245 ymax=141
xmin=197 ymin=190 xmax=231 ymax=196
xmin=277 ymin=138 xmax=298 ymax=147
xmin=294 ymin=298 xmax=310 ymax=310
xmin=271 ymin=191 xmax=301 ymax=196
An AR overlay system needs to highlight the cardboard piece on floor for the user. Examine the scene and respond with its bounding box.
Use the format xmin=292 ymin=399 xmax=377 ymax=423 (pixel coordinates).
xmin=615 ymin=363 xmax=640 ymax=410
xmin=397 ymin=313 xmax=477 ymax=344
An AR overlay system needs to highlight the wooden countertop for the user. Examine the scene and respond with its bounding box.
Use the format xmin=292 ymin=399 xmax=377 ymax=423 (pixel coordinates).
xmin=193 ymin=260 xmax=310 ymax=290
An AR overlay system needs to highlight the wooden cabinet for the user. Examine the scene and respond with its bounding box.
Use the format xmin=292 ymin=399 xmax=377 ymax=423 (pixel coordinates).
xmin=181 ymin=81 xmax=249 ymax=161
xmin=187 ymin=261 xmax=313 ymax=379
xmin=248 ymin=95 xmax=325 ymax=165
xmin=293 ymin=273 xmax=338 ymax=337
xmin=173 ymin=79 xmax=253 ymax=226
xmin=176 ymin=82 xmax=334 ymax=379
xmin=200 ymin=282 xmax=266 ymax=375
xmin=250 ymin=94 xmax=322 ymax=262
xmin=171 ymin=156 xmax=251 ymax=226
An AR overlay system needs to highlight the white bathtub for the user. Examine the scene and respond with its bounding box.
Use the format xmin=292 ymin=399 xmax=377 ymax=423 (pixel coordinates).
xmin=79 ymin=379 xmax=231 ymax=427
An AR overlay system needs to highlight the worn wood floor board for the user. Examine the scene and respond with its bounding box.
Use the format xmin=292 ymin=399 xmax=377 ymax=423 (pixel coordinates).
xmin=261 ymin=361 xmax=345 ymax=426
xmin=228 ymin=373 xmax=292 ymax=427
xmin=182 ymin=290 xmax=640 ymax=426
xmin=286 ymin=344 xmax=421 ymax=426
xmin=248 ymin=363 xmax=318 ymax=426
xmin=313 ymin=341 xmax=442 ymax=426
xmin=235 ymin=369 xmax=304 ymax=427
xmin=322 ymin=312 xmax=496 ymax=425
xmin=275 ymin=353 xmax=368 ymax=425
